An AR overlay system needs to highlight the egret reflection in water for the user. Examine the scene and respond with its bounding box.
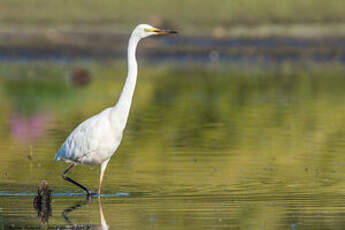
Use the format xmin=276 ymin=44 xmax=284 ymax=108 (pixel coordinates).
xmin=62 ymin=198 xmax=108 ymax=230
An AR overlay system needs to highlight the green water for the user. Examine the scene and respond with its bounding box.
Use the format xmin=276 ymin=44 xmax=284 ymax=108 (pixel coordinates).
xmin=0 ymin=62 xmax=345 ymax=229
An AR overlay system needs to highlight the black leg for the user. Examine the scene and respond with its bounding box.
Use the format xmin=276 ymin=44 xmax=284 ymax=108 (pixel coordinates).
xmin=62 ymin=163 xmax=92 ymax=196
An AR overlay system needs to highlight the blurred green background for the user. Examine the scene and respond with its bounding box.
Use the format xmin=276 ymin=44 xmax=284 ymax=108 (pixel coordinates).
xmin=1 ymin=0 xmax=345 ymax=27
xmin=0 ymin=0 xmax=345 ymax=36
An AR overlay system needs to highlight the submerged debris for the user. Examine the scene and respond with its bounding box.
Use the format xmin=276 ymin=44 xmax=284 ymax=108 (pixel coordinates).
xmin=33 ymin=180 xmax=52 ymax=225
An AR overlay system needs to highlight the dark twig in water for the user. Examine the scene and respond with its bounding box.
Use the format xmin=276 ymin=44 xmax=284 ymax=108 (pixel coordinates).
xmin=33 ymin=180 xmax=52 ymax=225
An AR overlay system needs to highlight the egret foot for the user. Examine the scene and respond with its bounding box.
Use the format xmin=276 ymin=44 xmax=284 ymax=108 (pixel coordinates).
xmin=86 ymin=191 xmax=99 ymax=199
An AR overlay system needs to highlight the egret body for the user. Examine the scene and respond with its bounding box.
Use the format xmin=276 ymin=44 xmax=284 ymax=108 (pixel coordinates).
xmin=55 ymin=24 xmax=177 ymax=196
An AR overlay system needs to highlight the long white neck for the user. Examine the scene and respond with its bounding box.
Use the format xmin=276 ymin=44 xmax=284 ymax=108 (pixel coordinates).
xmin=111 ymin=35 xmax=140 ymax=129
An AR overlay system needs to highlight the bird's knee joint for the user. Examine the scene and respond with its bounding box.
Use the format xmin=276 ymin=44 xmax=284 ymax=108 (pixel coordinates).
xmin=61 ymin=172 xmax=67 ymax=179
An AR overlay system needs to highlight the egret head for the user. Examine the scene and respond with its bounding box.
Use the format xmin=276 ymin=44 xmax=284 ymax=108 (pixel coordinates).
xmin=132 ymin=24 xmax=177 ymax=39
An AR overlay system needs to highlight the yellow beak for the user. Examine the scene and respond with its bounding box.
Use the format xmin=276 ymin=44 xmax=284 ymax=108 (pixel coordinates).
xmin=150 ymin=28 xmax=178 ymax=34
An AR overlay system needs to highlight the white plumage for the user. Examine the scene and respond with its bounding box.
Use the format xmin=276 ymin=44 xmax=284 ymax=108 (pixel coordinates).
xmin=56 ymin=108 xmax=121 ymax=166
xmin=55 ymin=24 xmax=177 ymax=197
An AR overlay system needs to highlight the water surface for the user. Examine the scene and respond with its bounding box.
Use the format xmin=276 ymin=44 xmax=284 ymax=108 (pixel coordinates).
xmin=0 ymin=62 xmax=345 ymax=229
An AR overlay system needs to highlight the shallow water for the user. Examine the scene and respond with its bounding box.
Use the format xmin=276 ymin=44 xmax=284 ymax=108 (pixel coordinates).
xmin=1 ymin=61 xmax=345 ymax=229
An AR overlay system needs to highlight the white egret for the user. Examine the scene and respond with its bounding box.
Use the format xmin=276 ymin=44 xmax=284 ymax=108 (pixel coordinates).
xmin=55 ymin=24 xmax=177 ymax=197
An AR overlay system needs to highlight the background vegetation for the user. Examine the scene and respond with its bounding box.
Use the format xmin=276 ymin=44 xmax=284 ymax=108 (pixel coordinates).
xmin=0 ymin=0 xmax=345 ymax=34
